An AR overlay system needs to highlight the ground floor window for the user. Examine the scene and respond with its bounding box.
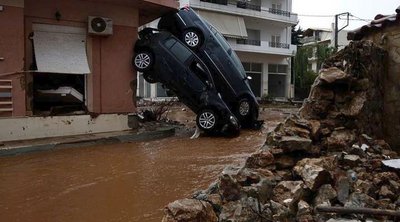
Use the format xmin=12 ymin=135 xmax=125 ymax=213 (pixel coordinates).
xmin=33 ymin=73 xmax=86 ymax=115
xmin=268 ymin=64 xmax=287 ymax=98
xmin=31 ymin=24 xmax=90 ymax=115
xmin=242 ymin=62 xmax=262 ymax=97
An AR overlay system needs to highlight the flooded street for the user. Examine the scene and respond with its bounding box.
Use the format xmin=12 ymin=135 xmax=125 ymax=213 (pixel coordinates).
xmin=0 ymin=107 xmax=297 ymax=222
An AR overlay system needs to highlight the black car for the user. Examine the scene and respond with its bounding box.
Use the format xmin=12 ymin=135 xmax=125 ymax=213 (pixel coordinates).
xmin=133 ymin=28 xmax=239 ymax=135
xmin=158 ymin=7 xmax=260 ymax=128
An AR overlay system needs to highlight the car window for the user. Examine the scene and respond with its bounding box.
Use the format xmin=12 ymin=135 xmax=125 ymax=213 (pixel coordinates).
xmin=169 ymin=41 xmax=192 ymax=63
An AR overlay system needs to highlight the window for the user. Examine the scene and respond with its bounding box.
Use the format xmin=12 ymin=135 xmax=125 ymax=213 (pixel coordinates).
xmin=168 ymin=41 xmax=192 ymax=63
xmin=242 ymin=62 xmax=262 ymax=97
xmin=268 ymin=64 xmax=288 ymax=75
xmin=272 ymin=3 xmax=282 ymax=10
xmin=271 ymin=35 xmax=281 ymax=44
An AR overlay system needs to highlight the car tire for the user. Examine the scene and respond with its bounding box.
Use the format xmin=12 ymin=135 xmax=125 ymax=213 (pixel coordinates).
xmin=196 ymin=109 xmax=217 ymax=132
xmin=143 ymin=72 xmax=158 ymax=83
xmin=133 ymin=51 xmax=153 ymax=72
xmin=182 ymin=29 xmax=202 ymax=49
xmin=238 ymin=98 xmax=251 ymax=118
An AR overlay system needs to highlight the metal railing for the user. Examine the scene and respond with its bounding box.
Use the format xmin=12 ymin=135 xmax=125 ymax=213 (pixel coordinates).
xmin=236 ymin=39 xmax=261 ymax=46
xmin=200 ymin=0 xmax=228 ymax=5
xmin=269 ymin=42 xmax=290 ymax=49
xmin=236 ymin=1 xmax=261 ymax=11
xmin=268 ymin=8 xmax=291 ymax=17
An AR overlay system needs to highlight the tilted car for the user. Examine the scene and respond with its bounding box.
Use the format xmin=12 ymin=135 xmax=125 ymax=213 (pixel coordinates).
xmin=158 ymin=7 xmax=261 ymax=128
xmin=133 ymin=28 xmax=239 ymax=135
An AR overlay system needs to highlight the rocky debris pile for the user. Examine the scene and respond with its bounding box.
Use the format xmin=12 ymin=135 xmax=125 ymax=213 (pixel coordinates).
xmin=162 ymin=41 xmax=400 ymax=222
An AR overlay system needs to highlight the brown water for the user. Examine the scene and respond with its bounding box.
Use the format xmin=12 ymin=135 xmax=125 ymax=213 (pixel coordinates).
xmin=0 ymin=131 xmax=267 ymax=222
xmin=0 ymin=107 xmax=295 ymax=222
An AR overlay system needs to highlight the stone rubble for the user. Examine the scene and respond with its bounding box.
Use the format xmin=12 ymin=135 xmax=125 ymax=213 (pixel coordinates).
xmin=162 ymin=41 xmax=400 ymax=221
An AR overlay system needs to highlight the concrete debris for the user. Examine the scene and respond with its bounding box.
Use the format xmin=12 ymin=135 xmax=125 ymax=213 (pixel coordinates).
xmin=162 ymin=198 xmax=218 ymax=222
xmin=163 ymin=41 xmax=400 ymax=221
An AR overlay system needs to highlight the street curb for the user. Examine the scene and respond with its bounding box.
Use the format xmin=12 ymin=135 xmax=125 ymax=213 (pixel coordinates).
xmin=0 ymin=126 xmax=176 ymax=156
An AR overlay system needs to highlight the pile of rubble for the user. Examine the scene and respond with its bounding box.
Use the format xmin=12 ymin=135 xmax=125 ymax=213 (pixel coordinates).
xmin=162 ymin=41 xmax=400 ymax=222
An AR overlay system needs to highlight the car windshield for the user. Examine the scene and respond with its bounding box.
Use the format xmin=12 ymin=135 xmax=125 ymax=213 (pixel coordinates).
xmin=209 ymin=24 xmax=247 ymax=78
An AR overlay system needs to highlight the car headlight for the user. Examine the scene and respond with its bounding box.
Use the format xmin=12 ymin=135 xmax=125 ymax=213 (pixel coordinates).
xmin=229 ymin=115 xmax=238 ymax=126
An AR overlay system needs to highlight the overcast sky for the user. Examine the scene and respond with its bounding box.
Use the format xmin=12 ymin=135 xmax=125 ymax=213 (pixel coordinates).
xmin=292 ymin=0 xmax=399 ymax=30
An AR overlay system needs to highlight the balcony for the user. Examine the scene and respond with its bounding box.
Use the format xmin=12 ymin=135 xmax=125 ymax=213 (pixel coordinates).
xmin=230 ymin=40 xmax=296 ymax=56
xmin=193 ymin=0 xmax=297 ymax=25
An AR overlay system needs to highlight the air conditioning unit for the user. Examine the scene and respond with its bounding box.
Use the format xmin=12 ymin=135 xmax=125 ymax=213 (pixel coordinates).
xmin=88 ymin=16 xmax=113 ymax=35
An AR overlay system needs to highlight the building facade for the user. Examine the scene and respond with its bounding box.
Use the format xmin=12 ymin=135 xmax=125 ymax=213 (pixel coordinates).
xmin=138 ymin=0 xmax=297 ymax=99
xmin=0 ymin=0 xmax=177 ymax=118
xmin=301 ymin=27 xmax=349 ymax=73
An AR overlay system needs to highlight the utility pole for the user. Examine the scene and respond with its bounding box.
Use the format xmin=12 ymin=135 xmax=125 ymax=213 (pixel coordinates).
xmin=334 ymin=12 xmax=350 ymax=49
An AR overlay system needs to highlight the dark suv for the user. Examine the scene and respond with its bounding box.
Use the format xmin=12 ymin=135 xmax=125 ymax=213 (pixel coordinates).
xmin=133 ymin=28 xmax=239 ymax=135
xmin=158 ymin=7 xmax=260 ymax=128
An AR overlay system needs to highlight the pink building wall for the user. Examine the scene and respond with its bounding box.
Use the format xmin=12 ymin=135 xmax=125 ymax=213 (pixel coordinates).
xmin=24 ymin=0 xmax=138 ymax=114
xmin=0 ymin=0 xmax=177 ymax=117
xmin=0 ymin=5 xmax=25 ymax=116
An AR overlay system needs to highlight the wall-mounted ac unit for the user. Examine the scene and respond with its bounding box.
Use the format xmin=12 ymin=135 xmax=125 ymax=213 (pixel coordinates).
xmin=88 ymin=16 xmax=113 ymax=36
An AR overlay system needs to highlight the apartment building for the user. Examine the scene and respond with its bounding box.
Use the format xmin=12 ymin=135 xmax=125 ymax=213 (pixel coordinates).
xmin=138 ymin=0 xmax=297 ymax=99
xmin=301 ymin=27 xmax=349 ymax=73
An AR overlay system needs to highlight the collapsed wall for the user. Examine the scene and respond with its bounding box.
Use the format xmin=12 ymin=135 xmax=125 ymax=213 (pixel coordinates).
xmin=162 ymin=41 xmax=400 ymax=222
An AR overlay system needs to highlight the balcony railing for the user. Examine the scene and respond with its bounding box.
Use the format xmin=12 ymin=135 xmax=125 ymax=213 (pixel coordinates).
xmin=236 ymin=1 xmax=261 ymax=12
xmin=268 ymin=8 xmax=291 ymax=17
xmin=269 ymin=42 xmax=290 ymax=49
xmin=200 ymin=0 xmax=228 ymax=5
xmin=193 ymin=0 xmax=298 ymax=24
xmin=236 ymin=39 xmax=261 ymax=46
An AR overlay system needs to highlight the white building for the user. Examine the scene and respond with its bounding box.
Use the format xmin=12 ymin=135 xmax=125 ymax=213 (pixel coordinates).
xmin=301 ymin=26 xmax=349 ymax=73
xmin=138 ymin=0 xmax=298 ymax=99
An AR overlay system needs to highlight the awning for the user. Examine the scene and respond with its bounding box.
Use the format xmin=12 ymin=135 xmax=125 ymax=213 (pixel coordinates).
xmin=197 ymin=10 xmax=248 ymax=39
xmin=33 ymin=31 xmax=91 ymax=74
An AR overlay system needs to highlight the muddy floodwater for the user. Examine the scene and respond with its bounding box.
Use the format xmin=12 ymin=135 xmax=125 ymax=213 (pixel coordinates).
xmin=0 ymin=107 xmax=296 ymax=222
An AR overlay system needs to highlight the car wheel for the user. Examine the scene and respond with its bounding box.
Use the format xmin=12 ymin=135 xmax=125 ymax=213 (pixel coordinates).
xmin=238 ymin=98 xmax=251 ymax=117
xmin=143 ymin=72 xmax=157 ymax=83
xmin=133 ymin=51 xmax=153 ymax=72
xmin=196 ymin=109 xmax=217 ymax=131
xmin=183 ymin=29 xmax=202 ymax=49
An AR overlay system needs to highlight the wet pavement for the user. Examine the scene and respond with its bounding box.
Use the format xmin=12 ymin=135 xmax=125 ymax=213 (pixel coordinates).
xmin=0 ymin=107 xmax=297 ymax=222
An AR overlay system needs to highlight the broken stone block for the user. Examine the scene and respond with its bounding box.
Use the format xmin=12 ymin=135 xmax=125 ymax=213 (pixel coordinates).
xmin=378 ymin=185 xmax=396 ymax=200
xmin=310 ymin=86 xmax=335 ymax=101
xmin=297 ymin=200 xmax=312 ymax=216
xmin=274 ymin=155 xmax=296 ymax=169
xmin=314 ymin=184 xmax=337 ymax=206
xmin=319 ymin=67 xmax=350 ymax=84
xmin=245 ymin=149 xmax=274 ymax=169
xmin=340 ymin=91 xmax=367 ymax=117
xmin=293 ymin=158 xmax=333 ymax=191
xmin=236 ymin=168 xmax=261 ymax=186
xmin=219 ymin=198 xmax=262 ymax=222
xmin=344 ymin=192 xmax=377 ymax=208
xmin=219 ymin=166 xmax=242 ymax=201
xmin=272 ymin=181 xmax=307 ymax=209
xmin=277 ymin=136 xmax=313 ymax=153
xmin=162 ymin=198 xmax=218 ymax=222
xmin=270 ymin=200 xmax=291 ymax=221
xmin=341 ymin=154 xmax=361 ymax=168
xmin=326 ymin=129 xmax=356 ymax=151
